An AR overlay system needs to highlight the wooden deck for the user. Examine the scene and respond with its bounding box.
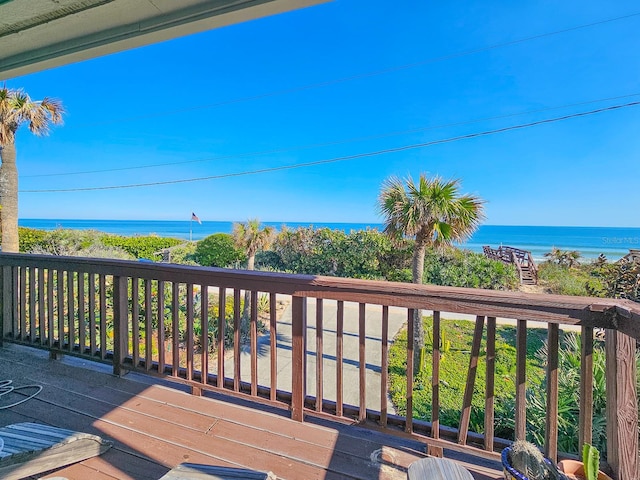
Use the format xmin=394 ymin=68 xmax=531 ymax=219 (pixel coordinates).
xmin=0 ymin=344 xmax=503 ymax=480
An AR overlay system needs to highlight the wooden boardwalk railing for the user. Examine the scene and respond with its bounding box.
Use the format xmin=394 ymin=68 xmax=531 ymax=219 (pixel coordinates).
xmin=483 ymin=245 xmax=538 ymax=285
xmin=0 ymin=253 xmax=638 ymax=479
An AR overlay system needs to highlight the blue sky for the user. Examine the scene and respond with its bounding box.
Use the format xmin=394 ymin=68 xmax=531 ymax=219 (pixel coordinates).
xmin=8 ymin=0 xmax=640 ymax=226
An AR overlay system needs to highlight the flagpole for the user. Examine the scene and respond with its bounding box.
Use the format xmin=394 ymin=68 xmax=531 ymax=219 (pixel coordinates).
xmin=190 ymin=217 xmax=193 ymax=242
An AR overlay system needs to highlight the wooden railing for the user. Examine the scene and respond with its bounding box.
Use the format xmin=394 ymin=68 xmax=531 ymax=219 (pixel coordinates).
xmin=483 ymin=245 xmax=538 ymax=284
xmin=0 ymin=253 xmax=638 ymax=479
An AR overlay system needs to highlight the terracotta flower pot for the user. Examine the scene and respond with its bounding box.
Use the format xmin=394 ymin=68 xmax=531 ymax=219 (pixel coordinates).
xmin=557 ymin=460 xmax=613 ymax=480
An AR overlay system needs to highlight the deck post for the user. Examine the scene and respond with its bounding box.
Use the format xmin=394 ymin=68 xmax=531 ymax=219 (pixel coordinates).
xmin=605 ymin=329 xmax=638 ymax=480
xmin=112 ymin=275 xmax=129 ymax=376
xmin=291 ymin=295 xmax=307 ymax=422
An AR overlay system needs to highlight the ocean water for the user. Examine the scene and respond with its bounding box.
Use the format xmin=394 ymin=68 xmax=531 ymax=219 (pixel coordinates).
xmin=18 ymin=219 xmax=640 ymax=262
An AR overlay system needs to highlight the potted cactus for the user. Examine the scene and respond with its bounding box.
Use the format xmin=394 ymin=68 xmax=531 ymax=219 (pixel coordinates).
xmin=557 ymin=444 xmax=613 ymax=480
xmin=502 ymin=440 xmax=566 ymax=480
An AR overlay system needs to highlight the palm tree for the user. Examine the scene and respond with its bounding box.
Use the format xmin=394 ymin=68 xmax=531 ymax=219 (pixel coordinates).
xmin=378 ymin=174 xmax=485 ymax=369
xmin=232 ymin=219 xmax=275 ymax=331
xmin=0 ymin=87 xmax=64 ymax=252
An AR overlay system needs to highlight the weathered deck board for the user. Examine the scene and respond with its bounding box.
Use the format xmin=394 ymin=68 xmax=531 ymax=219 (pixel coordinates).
xmin=1 ymin=344 xmax=503 ymax=480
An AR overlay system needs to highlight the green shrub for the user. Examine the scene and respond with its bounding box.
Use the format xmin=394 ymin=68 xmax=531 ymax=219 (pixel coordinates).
xmin=167 ymin=242 xmax=198 ymax=266
xmin=18 ymin=227 xmax=47 ymax=252
xmin=386 ymin=268 xmax=413 ymax=283
xmin=423 ymin=248 xmax=519 ymax=290
xmin=538 ymin=263 xmax=594 ymax=296
xmin=100 ymin=234 xmax=182 ymax=260
xmin=74 ymin=244 xmax=134 ymax=260
xmin=28 ymin=228 xmax=102 ymax=256
xmin=267 ymin=226 xmax=410 ymax=280
xmin=194 ymin=233 xmax=245 ymax=267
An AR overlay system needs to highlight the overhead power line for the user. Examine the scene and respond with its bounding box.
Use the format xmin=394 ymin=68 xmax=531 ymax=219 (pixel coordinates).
xmin=22 ymin=92 xmax=640 ymax=178
xmin=20 ymin=99 xmax=640 ymax=194
xmin=72 ymin=11 xmax=640 ymax=129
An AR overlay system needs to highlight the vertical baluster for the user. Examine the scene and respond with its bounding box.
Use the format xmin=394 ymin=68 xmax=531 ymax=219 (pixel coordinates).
xmin=57 ymin=270 xmax=64 ymax=350
xmin=157 ymin=280 xmax=165 ymax=374
xmin=29 ymin=267 xmax=38 ymax=343
xmin=233 ymin=288 xmax=241 ymax=392
xmin=459 ymin=315 xmax=485 ymax=445
xmin=291 ymin=296 xmax=307 ymax=422
xmin=485 ymin=316 xmax=496 ymax=452
xmin=47 ymin=269 xmax=54 ymax=348
xmin=1 ymin=266 xmax=14 ymax=342
xmin=545 ymin=323 xmax=560 ymax=462
xmin=88 ymin=273 xmax=96 ymax=356
xmin=186 ymin=284 xmax=194 ymax=381
xmin=78 ymin=272 xmax=85 ymax=355
xmin=358 ymin=303 xmax=366 ymax=422
xmin=430 ymin=310 xmax=443 ymax=457
xmin=19 ymin=266 xmax=26 ymax=340
xmin=144 ymin=279 xmax=152 ymax=370
xmin=38 ymin=268 xmax=45 ymax=344
xmin=131 ymin=278 xmax=140 ymax=368
xmin=217 ymin=287 xmax=225 ymax=388
xmin=67 ymin=270 xmax=75 ymax=352
xmin=112 ymin=275 xmax=128 ymax=376
xmin=579 ymin=325 xmax=594 ymax=450
xmin=12 ymin=267 xmax=18 ymax=338
xmin=316 ymin=299 xmax=324 ymax=412
xmin=29 ymin=267 xmax=36 ymax=343
xmin=270 ymin=292 xmax=277 ymax=401
xmin=515 ymin=319 xmax=528 ymax=440
xmin=99 ymin=274 xmax=107 ymax=359
xmin=406 ymin=309 xmax=415 ymax=434
xmin=250 ymin=291 xmax=258 ymax=396
xmin=336 ymin=300 xmax=344 ymax=417
xmin=200 ymin=285 xmax=209 ymax=384
xmin=172 ymin=282 xmax=180 ymax=377
xmin=380 ymin=306 xmax=389 ymax=427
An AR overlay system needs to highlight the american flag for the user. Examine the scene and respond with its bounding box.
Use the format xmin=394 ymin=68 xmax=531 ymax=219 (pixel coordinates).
xmin=191 ymin=212 xmax=202 ymax=224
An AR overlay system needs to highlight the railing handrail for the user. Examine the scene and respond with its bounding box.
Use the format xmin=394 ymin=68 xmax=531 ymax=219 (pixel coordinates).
xmin=0 ymin=253 xmax=637 ymax=337
xmin=0 ymin=259 xmax=635 ymax=374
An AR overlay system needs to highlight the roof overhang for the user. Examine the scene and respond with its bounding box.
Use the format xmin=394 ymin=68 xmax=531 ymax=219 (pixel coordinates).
xmin=0 ymin=0 xmax=328 ymax=80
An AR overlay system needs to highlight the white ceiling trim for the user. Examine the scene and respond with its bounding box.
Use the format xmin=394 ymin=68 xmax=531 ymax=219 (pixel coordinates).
xmin=0 ymin=0 xmax=328 ymax=80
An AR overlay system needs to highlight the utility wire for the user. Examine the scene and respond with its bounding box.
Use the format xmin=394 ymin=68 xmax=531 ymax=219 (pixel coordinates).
xmin=20 ymin=99 xmax=640 ymax=193
xmin=22 ymin=92 xmax=640 ymax=178
xmin=71 ymin=11 xmax=640 ymax=129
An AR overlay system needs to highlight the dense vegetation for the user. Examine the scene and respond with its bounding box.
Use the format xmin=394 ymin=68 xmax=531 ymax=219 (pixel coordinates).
xmin=17 ymin=227 xmax=183 ymax=261
xmin=538 ymin=252 xmax=639 ymax=301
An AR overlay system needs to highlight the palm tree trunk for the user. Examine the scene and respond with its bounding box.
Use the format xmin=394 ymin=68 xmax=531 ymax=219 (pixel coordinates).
xmin=411 ymin=234 xmax=427 ymax=373
xmin=0 ymin=142 xmax=19 ymax=253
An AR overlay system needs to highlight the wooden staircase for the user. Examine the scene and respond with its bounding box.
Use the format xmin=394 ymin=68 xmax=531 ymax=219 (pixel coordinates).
xmin=483 ymin=245 xmax=538 ymax=285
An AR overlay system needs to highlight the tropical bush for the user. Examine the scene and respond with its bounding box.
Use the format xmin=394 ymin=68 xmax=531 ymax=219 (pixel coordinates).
xmin=538 ymin=258 xmax=616 ymax=297
xmin=100 ymin=234 xmax=182 ymax=260
xmin=267 ymin=226 xmax=396 ymax=279
xmin=194 ymin=233 xmax=245 ymax=267
xmin=423 ymin=248 xmax=519 ymax=290
xmin=27 ymin=228 xmax=102 ymax=256
xmin=18 ymin=227 xmax=47 ymax=253
xmin=167 ymin=242 xmax=198 ymax=266
xmin=592 ymin=257 xmax=640 ymax=302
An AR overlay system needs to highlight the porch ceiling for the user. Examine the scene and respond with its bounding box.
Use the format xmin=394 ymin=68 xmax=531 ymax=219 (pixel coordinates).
xmin=0 ymin=0 xmax=328 ymax=80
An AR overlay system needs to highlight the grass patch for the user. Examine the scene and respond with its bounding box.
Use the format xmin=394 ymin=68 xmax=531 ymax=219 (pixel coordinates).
xmin=389 ymin=316 xmax=550 ymax=441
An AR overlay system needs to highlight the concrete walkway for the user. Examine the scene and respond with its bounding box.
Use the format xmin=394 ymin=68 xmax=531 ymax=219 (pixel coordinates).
xmin=225 ymin=297 xmax=407 ymax=412
xmin=224 ymin=297 xmax=579 ymax=414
